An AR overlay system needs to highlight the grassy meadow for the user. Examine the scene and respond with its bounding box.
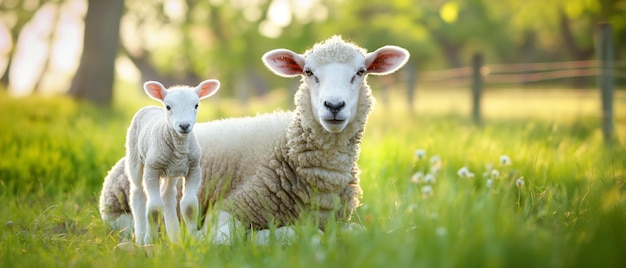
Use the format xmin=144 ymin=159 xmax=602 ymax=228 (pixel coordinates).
xmin=1 ymin=85 xmax=625 ymax=267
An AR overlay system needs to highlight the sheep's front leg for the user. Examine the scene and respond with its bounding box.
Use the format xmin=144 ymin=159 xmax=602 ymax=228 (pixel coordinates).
xmin=144 ymin=167 xmax=164 ymax=244
xmin=162 ymin=177 xmax=181 ymax=242
xmin=180 ymin=166 xmax=200 ymax=235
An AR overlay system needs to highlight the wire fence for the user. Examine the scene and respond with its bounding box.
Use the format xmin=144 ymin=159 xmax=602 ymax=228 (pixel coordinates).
xmin=417 ymin=60 xmax=626 ymax=88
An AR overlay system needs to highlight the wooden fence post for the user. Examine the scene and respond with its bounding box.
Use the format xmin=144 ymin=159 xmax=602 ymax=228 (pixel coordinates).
xmin=597 ymin=23 xmax=614 ymax=144
xmin=472 ymin=52 xmax=483 ymax=126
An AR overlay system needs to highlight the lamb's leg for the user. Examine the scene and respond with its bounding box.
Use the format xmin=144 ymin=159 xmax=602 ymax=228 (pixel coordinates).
xmin=128 ymin=162 xmax=148 ymax=245
xmin=180 ymin=166 xmax=200 ymax=235
xmin=144 ymin=168 xmax=165 ymax=244
xmin=162 ymin=177 xmax=181 ymax=242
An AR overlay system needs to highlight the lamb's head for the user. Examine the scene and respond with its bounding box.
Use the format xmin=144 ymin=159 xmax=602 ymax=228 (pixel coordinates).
xmin=144 ymin=79 xmax=220 ymax=135
xmin=262 ymin=35 xmax=409 ymax=133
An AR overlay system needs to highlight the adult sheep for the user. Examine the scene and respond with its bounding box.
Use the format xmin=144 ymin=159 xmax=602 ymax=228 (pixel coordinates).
xmin=99 ymin=36 xmax=409 ymax=243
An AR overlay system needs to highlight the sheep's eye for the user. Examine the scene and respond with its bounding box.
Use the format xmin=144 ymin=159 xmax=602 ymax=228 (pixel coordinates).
xmin=166 ymin=105 xmax=171 ymax=111
xmin=304 ymin=69 xmax=314 ymax=77
xmin=356 ymin=68 xmax=366 ymax=76
xmin=195 ymin=104 xmax=199 ymax=109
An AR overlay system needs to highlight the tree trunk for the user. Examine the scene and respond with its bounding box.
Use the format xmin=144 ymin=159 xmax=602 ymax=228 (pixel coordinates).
xmin=431 ymin=31 xmax=463 ymax=68
xmin=67 ymin=0 xmax=124 ymax=106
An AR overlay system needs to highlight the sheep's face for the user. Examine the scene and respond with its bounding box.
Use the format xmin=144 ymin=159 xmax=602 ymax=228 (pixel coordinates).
xmin=143 ymin=80 xmax=221 ymax=135
xmin=262 ymin=36 xmax=410 ymax=133
xmin=303 ymin=57 xmax=366 ymax=133
xmin=162 ymin=90 xmax=201 ymax=134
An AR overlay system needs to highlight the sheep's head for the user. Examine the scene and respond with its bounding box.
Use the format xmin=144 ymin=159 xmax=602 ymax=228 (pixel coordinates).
xmin=143 ymin=79 xmax=220 ymax=135
xmin=262 ymin=36 xmax=409 ymax=133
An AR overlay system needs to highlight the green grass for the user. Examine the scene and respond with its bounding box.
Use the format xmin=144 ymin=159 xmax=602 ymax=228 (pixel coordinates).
xmin=1 ymin=88 xmax=625 ymax=267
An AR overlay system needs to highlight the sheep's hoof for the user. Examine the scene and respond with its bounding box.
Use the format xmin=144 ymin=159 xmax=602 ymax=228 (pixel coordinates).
xmin=112 ymin=241 xmax=159 ymax=257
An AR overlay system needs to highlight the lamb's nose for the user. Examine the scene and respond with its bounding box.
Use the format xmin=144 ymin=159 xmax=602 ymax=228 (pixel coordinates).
xmin=179 ymin=123 xmax=190 ymax=132
xmin=324 ymin=101 xmax=345 ymax=115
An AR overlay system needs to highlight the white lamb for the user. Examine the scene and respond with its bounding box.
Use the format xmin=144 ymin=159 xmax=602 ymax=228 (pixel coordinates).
xmin=125 ymin=79 xmax=219 ymax=245
xmin=99 ymin=36 xmax=409 ymax=244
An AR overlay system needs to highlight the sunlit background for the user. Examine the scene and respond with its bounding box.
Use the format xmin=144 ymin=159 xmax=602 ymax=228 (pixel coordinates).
xmin=2 ymin=2 xmax=626 ymax=265
xmin=0 ymin=0 xmax=624 ymax=102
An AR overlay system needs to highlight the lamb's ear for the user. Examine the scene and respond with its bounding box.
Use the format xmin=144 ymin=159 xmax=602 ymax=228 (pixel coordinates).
xmin=365 ymin=46 xmax=410 ymax=75
xmin=195 ymin=79 xmax=220 ymax=100
xmin=262 ymin=49 xmax=305 ymax=77
xmin=144 ymin=81 xmax=168 ymax=101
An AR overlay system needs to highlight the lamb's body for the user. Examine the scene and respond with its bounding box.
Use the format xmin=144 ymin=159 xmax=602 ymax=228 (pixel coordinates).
xmin=127 ymin=107 xmax=201 ymax=180
xmin=126 ymin=106 xmax=203 ymax=245
xmin=123 ymin=80 xmax=220 ymax=245
xmin=99 ymin=36 xmax=408 ymax=243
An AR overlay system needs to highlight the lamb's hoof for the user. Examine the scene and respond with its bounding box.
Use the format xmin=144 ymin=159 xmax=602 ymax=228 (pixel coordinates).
xmin=112 ymin=241 xmax=159 ymax=257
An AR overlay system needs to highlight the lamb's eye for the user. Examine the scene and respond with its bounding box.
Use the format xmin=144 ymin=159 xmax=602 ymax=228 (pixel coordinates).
xmin=166 ymin=105 xmax=171 ymax=111
xmin=195 ymin=104 xmax=199 ymax=109
xmin=304 ymin=69 xmax=314 ymax=77
xmin=356 ymin=68 xmax=366 ymax=76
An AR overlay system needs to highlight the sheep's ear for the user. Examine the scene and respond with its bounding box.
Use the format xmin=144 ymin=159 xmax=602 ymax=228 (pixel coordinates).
xmin=196 ymin=79 xmax=220 ymax=100
xmin=262 ymin=49 xmax=305 ymax=77
xmin=365 ymin=46 xmax=410 ymax=75
xmin=144 ymin=81 xmax=168 ymax=101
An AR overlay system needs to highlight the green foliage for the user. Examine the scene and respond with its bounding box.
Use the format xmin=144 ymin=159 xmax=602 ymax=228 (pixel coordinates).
xmin=1 ymin=90 xmax=625 ymax=267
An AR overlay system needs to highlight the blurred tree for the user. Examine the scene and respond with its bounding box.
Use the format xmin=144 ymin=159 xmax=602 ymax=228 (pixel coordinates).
xmin=491 ymin=0 xmax=625 ymax=61
xmin=487 ymin=0 xmax=625 ymax=86
xmin=67 ymin=0 xmax=124 ymax=106
xmin=32 ymin=1 xmax=62 ymax=93
xmin=120 ymin=0 xmax=277 ymax=100
xmin=0 ymin=0 xmax=41 ymax=89
xmin=3 ymin=0 xmax=622 ymax=100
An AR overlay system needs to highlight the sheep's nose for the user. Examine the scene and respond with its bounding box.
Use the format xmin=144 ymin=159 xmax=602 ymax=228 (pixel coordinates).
xmin=324 ymin=101 xmax=345 ymax=115
xmin=179 ymin=123 xmax=191 ymax=132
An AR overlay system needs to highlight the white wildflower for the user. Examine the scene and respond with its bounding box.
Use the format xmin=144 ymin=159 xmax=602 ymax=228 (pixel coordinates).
xmin=429 ymin=165 xmax=441 ymax=175
xmin=414 ymin=149 xmax=426 ymax=160
xmin=500 ymin=155 xmax=512 ymax=166
xmin=424 ymin=173 xmax=436 ymax=184
xmin=457 ymin=166 xmax=470 ymax=178
xmin=430 ymin=155 xmax=442 ymax=167
xmin=516 ymin=177 xmax=525 ymax=188
xmin=486 ymin=178 xmax=494 ymax=188
xmin=490 ymin=169 xmax=500 ymax=179
xmin=411 ymin=172 xmax=424 ymax=184
xmin=467 ymin=172 xmax=475 ymax=179
xmin=421 ymin=185 xmax=433 ymax=197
